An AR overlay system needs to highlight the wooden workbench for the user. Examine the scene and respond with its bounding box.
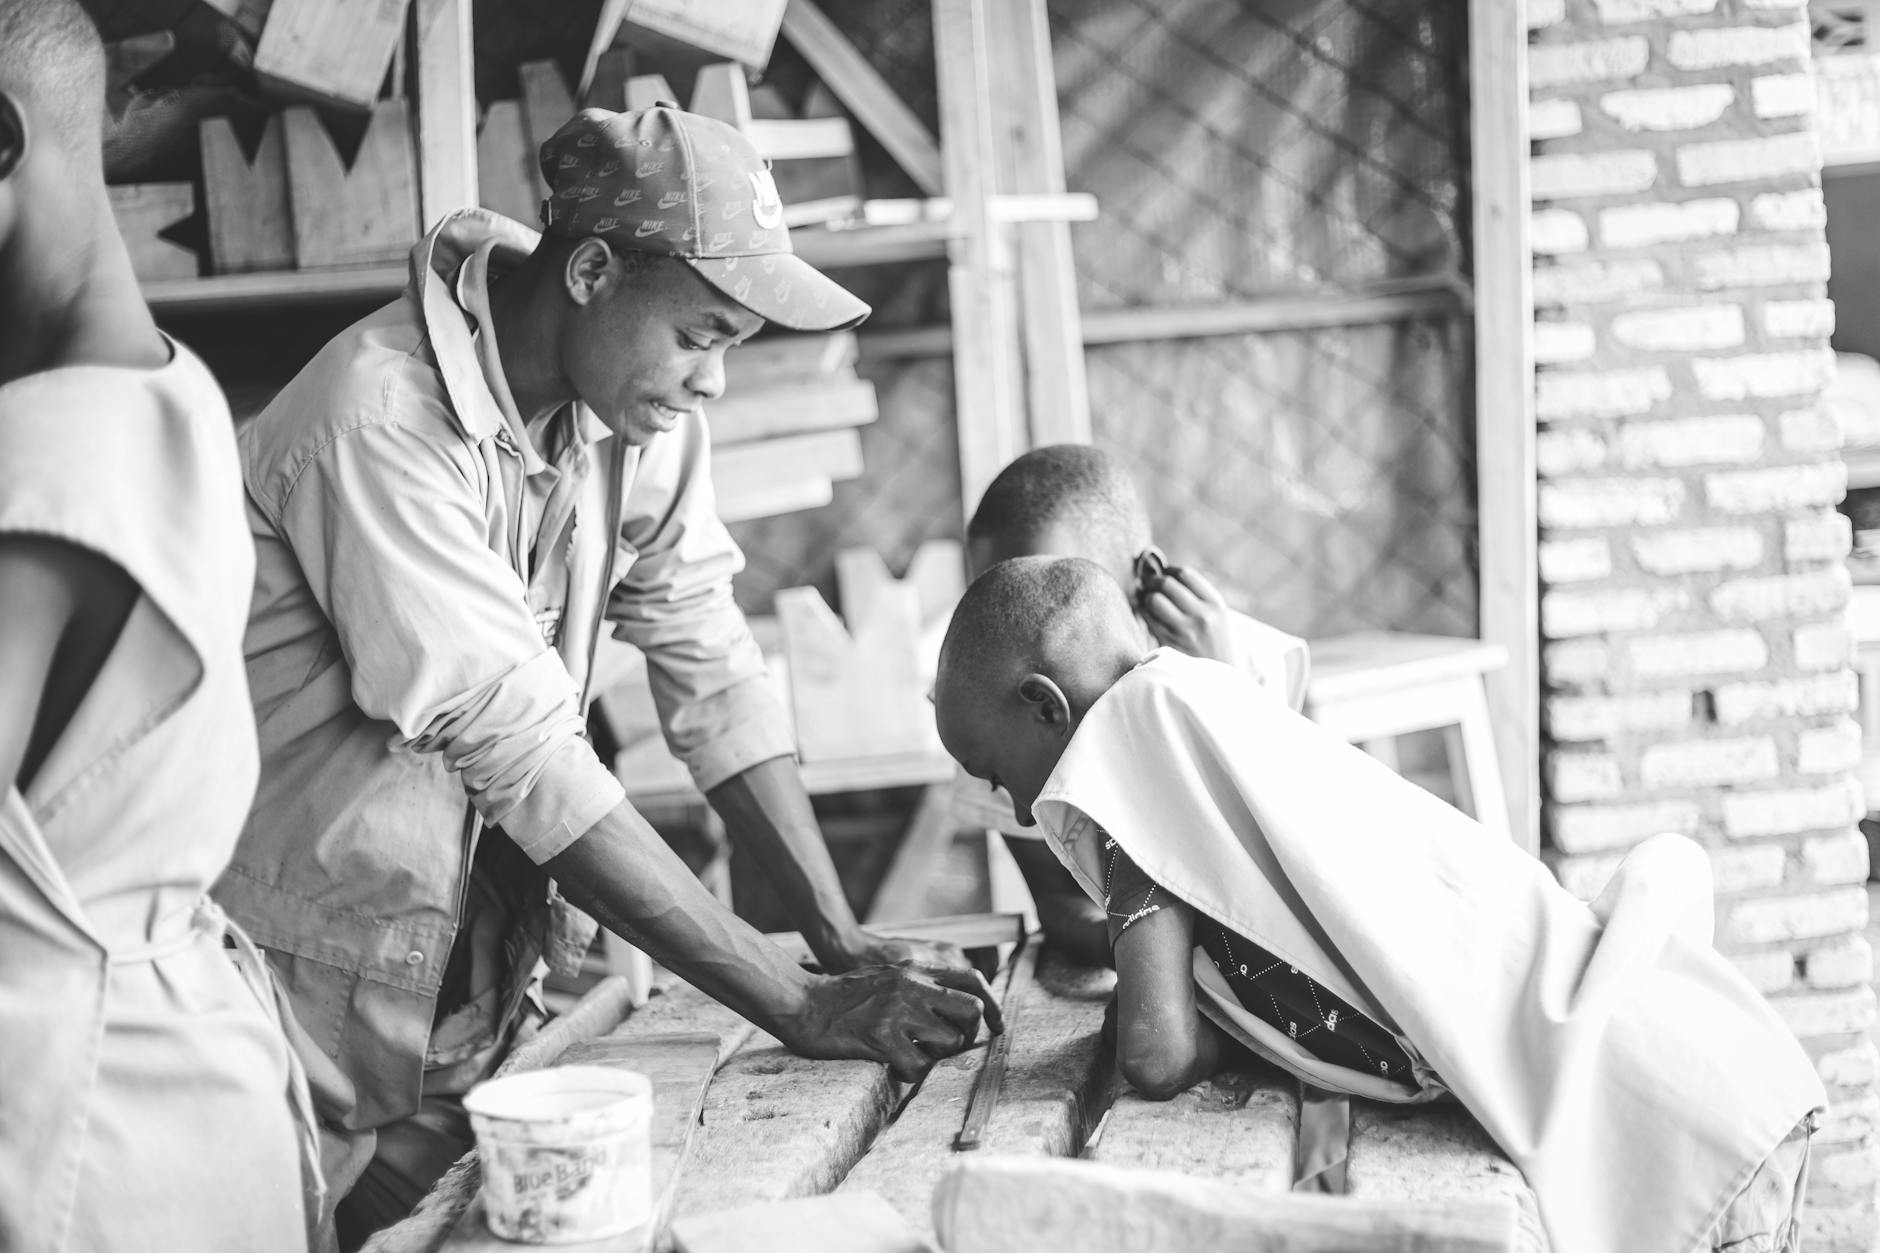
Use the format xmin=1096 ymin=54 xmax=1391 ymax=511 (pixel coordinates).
xmin=372 ymin=944 xmax=1545 ymax=1253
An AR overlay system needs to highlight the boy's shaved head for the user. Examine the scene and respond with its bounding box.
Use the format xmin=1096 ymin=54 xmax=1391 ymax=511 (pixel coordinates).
xmin=938 ymin=554 xmax=1135 ymax=692
xmin=966 ymin=445 xmax=1151 ymax=583
xmin=0 ymin=0 xmax=106 ymax=151
xmin=934 ymin=556 xmax=1146 ymax=827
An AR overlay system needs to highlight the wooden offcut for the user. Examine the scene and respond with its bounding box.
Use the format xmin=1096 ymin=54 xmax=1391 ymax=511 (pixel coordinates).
xmin=711 ymin=429 xmax=862 ymax=518
xmin=254 ymin=0 xmax=411 ymax=111
xmin=774 ymin=547 xmax=937 ymax=763
xmin=283 ymin=102 xmax=419 ymax=269
xmin=707 ymin=377 xmax=877 ymax=447
xmin=199 ymin=116 xmax=294 ymax=275
xmin=931 ymin=1157 xmax=1519 ymax=1253
xmin=107 ymin=183 xmax=198 ymax=281
xmin=723 ymin=331 xmax=858 ymax=392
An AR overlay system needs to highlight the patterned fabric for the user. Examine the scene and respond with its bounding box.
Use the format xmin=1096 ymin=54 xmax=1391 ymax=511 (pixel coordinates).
xmin=1101 ymin=831 xmax=1413 ymax=1083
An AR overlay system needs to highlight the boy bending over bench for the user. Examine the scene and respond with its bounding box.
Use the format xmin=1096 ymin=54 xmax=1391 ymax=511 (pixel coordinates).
xmin=933 ymin=555 xmax=1823 ymax=1253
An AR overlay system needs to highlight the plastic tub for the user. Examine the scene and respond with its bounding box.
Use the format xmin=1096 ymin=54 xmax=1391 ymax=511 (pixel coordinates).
xmin=463 ymin=1065 xmax=654 ymax=1244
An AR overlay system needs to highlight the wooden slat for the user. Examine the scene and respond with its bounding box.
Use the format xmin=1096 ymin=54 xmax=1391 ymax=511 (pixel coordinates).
xmin=779 ymin=0 xmax=944 ymax=196
xmin=714 ymin=476 xmax=833 ymax=524
xmin=1087 ymin=1068 xmax=1298 ymax=1195
xmin=1345 ymin=1102 xmax=1548 ymax=1253
xmin=1468 ymin=0 xmax=1540 ymax=855
xmin=932 ymin=0 xmax=1026 ymax=512
xmin=838 ymin=948 xmax=1113 ymax=1243
xmin=855 ymin=277 xmax=1469 ymax=360
xmin=724 ymin=332 xmax=857 ymax=391
xmin=441 ymin=1033 xmax=727 ymax=1253
xmin=744 ymin=117 xmax=856 ymax=162
xmin=415 ymin=0 xmax=477 ymax=230
xmin=933 ymin=1156 xmax=1519 ymax=1253
xmin=670 ymin=1192 xmax=925 ymax=1253
xmin=712 ymin=428 xmax=863 ymax=505
xmin=707 ymin=377 xmax=877 ymax=446
xmin=983 ymin=0 xmax=1089 ymax=448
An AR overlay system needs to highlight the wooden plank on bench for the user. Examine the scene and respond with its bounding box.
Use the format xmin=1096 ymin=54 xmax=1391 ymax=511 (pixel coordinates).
xmin=598 ymin=974 xmax=902 ymax=1245
xmin=659 ymin=1035 xmax=898 ymax=1237
xmin=838 ymin=946 xmax=1114 ymax=1243
xmin=1346 ymin=1101 xmax=1549 ymax=1253
xmin=932 ymin=1156 xmax=1519 ymax=1253
xmin=442 ymin=1032 xmax=726 ymax=1252
xmin=1087 ymin=1067 xmax=1297 ymax=1195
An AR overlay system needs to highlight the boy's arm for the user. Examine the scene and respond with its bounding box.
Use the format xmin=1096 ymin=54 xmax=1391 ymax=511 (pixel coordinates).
xmin=1105 ymin=844 xmax=1233 ymax=1099
xmin=1004 ymin=837 xmax=1112 ymax=968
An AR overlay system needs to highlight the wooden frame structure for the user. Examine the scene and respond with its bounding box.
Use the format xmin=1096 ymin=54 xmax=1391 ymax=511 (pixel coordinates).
xmin=144 ymin=0 xmax=1540 ymax=852
xmin=1469 ymin=0 xmax=1539 ymax=853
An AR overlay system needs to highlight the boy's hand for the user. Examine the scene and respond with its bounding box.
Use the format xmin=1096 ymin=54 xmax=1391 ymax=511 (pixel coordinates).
xmin=1141 ymin=566 xmax=1245 ymax=670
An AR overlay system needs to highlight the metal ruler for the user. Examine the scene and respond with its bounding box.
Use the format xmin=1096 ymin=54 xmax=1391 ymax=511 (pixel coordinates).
xmin=954 ymin=933 xmax=1036 ymax=1151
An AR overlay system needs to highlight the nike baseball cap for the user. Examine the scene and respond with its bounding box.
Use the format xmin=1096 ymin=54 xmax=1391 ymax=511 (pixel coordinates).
xmin=537 ymin=105 xmax=871 ymax=333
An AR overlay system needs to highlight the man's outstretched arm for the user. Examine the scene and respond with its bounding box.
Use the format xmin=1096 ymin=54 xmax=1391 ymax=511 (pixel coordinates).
xmin=545 ymin=794 xmax=999 ymax=1081
xmin=708 ymin=756 xmax=975 ymax=974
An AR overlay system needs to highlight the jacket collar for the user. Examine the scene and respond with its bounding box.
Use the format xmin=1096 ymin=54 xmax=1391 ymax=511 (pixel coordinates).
xmin=408 ymin=209 xmax=612 ymax=470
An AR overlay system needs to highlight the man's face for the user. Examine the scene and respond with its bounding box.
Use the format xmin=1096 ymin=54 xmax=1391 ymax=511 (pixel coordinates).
xmin=936 ymin=680 xmax=1071 ymax=829
xmin=561 ymin=252 xmax=764 ymax=445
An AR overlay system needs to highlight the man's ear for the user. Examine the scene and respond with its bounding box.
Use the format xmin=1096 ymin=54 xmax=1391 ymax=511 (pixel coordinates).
xmin=0 ymin=92 xmax=27 ymax=182
xmin=1017 ymin=672 xmax=1073 ymax=732
xmin=562 ymin=237 xmax=615 ymax=307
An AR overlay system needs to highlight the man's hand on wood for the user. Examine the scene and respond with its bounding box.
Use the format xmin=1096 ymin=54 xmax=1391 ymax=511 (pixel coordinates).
xmin=782 ymin=964 xmax=1003 ymax=1082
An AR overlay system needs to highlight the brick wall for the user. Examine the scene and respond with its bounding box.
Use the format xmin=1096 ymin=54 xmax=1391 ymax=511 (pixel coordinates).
xmin=1527 ymin=2 xmax=1877 ymax=1245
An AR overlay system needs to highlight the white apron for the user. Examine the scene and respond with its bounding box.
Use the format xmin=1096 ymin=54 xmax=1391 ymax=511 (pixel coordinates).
xmin=0 ymin=344 xmax=319 ymax=1251
xmin=1034 ymin=650 xmax=1825 ymax=1253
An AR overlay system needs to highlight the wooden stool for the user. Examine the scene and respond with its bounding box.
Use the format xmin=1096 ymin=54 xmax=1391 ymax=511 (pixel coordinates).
xmin=1305 ymin=631 xmax=1511 ymax=843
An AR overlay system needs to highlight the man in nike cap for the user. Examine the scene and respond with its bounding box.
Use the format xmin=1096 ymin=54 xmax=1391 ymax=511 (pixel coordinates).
xmin=223 ymin=104 xmax=994 ymax=1249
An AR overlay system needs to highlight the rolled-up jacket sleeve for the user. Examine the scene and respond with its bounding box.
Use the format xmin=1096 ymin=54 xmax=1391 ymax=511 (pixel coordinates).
xmin=606 ymin=414 xmax=794 ymax=792
xmin=267 ymin=412 xmax=624 ymax=863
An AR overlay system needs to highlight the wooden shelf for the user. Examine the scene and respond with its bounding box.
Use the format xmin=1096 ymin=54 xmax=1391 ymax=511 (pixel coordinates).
xmin=141 ymin=218 xmax=948 ymax=314
xmin=144 ymin=266 xmax=407 ymax=314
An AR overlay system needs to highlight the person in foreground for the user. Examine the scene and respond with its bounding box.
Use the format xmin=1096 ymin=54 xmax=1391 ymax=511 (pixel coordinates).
xmin=956 ymin=444 xmax=1309 ymax=969
xmin=225 ymin=103 xmax=990 ymax=1245
xmin=0 ymin=1 xmax=313 ymax=1248
xmin=934 ymin=555 xmax=1824 ymax=1253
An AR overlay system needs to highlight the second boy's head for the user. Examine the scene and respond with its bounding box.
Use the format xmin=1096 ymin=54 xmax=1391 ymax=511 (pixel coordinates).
xmin=965 ymin=445 xmax=1151 ymax=589
xmin=935 ymin=556 xmax=1146 ymax=827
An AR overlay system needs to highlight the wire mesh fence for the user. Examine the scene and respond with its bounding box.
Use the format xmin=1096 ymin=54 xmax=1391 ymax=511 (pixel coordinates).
xmin=732 ymin=0 xmax=1477 ymax=639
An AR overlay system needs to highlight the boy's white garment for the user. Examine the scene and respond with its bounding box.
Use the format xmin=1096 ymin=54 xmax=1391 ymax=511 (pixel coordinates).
xmin=949 ymin=610 xmax=1308 ymax=838
xmin=1033 ymin=650 xmax=1825 ymax=1253
xmin=0 ymin=342 xmax=313 ymax=1251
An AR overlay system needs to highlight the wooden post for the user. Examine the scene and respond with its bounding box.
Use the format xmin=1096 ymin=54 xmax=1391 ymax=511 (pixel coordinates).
xmin=1468 ymin=0 xmax=1539 ymax=855
xmin=984 ymin=0 xmax=1091 ymax=448
xmin=414 ymin=0 xmax=476 ymax=230
xmin=517 ymin=60 xmax=577 ymax=205
xmin=933 ymin=0 xmax=1026 ymax=513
